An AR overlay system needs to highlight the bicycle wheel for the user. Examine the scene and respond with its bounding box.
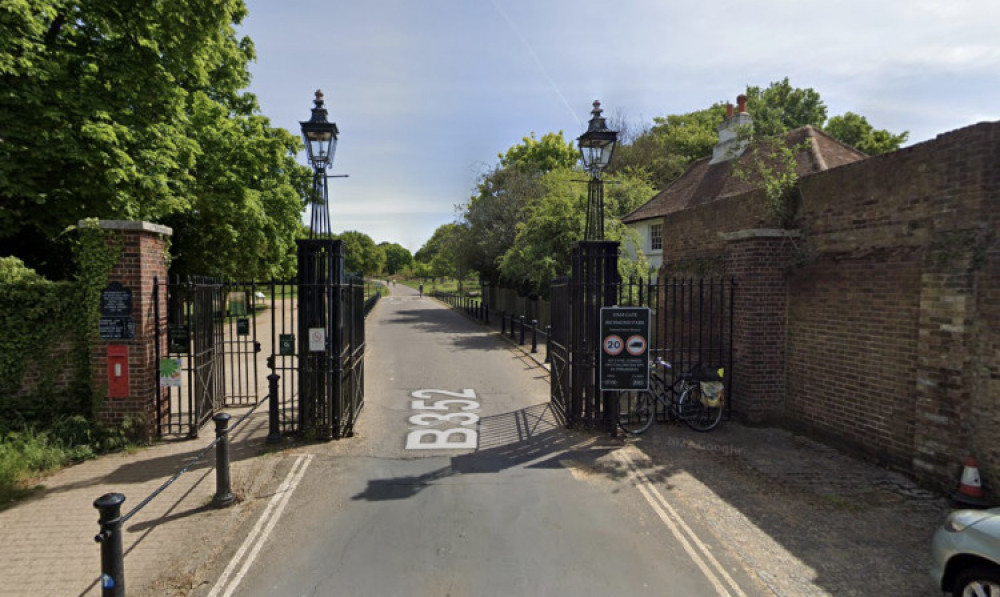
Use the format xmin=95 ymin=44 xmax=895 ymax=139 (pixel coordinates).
xmin=617 ymin=390 xmax=654 ymax=435
xmin=678 ymin=384 xmax=724 ymax=432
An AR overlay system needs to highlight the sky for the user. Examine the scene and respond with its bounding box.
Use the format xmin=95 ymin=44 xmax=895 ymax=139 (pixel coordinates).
xmin=238 ymin=0 xmax=1000 ymax=254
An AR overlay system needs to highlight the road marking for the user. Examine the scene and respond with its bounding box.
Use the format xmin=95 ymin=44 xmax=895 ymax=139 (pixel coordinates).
xmin=615 ymin=449 xmax=748 ymax=597
xmin=207 ymin=453 xmax=313 ymax=597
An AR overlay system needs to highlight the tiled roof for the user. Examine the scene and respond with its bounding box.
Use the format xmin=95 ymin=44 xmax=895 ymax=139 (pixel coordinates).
xmin=622 ymin=126 xmax=868 ymax=223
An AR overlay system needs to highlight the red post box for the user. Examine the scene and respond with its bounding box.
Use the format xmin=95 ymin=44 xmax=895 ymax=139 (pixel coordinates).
xmin=107 ymin=345 xmax=129 ymax=398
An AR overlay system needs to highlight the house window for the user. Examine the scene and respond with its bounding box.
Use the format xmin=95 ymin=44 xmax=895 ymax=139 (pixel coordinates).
xmin=650 ymin=223 xmax=663 ymax=251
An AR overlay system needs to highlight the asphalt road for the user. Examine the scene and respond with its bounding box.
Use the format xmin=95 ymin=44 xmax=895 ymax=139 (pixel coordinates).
xmin=205 ymin=284 xmax=765 ymax=597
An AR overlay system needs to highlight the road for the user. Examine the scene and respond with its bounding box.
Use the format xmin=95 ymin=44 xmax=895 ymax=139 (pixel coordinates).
xmin=202 ymin=284 xmax=765 ymax=597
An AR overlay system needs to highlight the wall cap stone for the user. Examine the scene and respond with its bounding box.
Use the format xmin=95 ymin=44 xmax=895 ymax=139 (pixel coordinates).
xmin=718 ymin=228 xmax=802 ymax=241
xmin=78 ymin=220 xmax=173 ymax=237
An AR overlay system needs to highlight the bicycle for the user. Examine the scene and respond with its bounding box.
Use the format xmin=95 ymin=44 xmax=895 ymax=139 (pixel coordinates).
xmin=617 ymin=358 xmax=726 ymax=434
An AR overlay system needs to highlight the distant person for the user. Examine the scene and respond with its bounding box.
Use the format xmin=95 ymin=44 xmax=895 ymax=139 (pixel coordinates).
xmin=419 ymin=283 xmax=423 ymax=297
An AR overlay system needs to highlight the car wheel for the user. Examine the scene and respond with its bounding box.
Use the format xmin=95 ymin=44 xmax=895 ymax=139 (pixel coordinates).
xmin=955 ymin=565 xmax=1000 ymax=597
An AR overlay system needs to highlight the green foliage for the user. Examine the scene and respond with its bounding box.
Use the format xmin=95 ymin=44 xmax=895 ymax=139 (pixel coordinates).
xmin=824 ymin=112 xmax=909 ymax=155
xmin=379 ymin=242 xmax=413 ymax=276
xmin=744 ymin=78 xmax=828 ymax=137
xmin=336 ymin=230 xmax=385 ymax=276
xmin=0 ymin=221 xmax=119 ymax=423
xmin=732 ymin=138 xmax=808 ymax=227
xmin=497 ymin=168 xmax=653 ymax=296
xmin=0 ymin=415 xmax=141 ymax=507
xmin=0 ymin=0 xmax=309 ymax=279
xmin=610 ymin=105 xmax=726 ymax=190
xmin=498 ymin=131 xmax=579 ymax=172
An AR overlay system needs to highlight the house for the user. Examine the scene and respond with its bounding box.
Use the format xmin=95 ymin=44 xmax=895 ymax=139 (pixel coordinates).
xmin=621 ymin=95 xmax=867 ymax=272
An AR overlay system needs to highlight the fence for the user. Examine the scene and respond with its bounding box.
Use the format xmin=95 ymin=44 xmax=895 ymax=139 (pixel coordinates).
xmin=438 ymin=276 xmax=735 ymax=428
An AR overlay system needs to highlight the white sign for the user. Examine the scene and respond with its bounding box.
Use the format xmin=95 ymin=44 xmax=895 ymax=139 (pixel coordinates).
xmin=308 ymin=328 xmax=325 ymax=352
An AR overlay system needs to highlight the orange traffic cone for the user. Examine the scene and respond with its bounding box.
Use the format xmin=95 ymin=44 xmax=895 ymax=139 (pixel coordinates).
xmin=953 ymin=456 xmax=990 ymax=507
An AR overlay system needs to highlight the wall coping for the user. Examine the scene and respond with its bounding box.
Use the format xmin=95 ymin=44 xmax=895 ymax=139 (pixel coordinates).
xmin=78 ymin=220 xmax=173 ymax=237
xmin=718 ymin=228 xmax=802 ymax=241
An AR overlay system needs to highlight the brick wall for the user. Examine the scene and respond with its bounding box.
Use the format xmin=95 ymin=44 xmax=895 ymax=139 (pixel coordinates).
xmin=659 ymin=121 xmax=999 ymax=492
xmin=90 ymin=221 xmax=172 ymax=437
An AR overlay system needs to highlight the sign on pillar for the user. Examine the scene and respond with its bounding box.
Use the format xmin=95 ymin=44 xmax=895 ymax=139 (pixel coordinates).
xmin=599 ymin=307 xmax=650 ymax=391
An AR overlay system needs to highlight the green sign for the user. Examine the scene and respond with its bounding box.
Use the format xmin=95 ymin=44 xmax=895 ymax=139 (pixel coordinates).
xmin=279 ymin=334 xmax=295 ymax=356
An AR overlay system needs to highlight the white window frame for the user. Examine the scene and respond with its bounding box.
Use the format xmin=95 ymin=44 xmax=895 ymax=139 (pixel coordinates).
xmin=650 ymin=223 xmax=663 ymax=251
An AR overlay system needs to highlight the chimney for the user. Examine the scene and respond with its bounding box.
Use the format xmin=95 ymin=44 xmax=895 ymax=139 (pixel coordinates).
xmin=710 ymin=94 xmax=753 ymax=164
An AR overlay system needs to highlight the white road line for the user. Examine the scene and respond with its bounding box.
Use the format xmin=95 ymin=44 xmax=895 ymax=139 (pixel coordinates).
xmin=615 ymin=450 xmax=749 ymax=597
xmin=207 ymin=453 xmax=314 ymax=597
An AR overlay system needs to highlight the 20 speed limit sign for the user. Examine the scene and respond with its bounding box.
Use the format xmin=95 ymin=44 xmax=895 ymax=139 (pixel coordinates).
xmin=603 ymin=335 xmax=624 ymax=355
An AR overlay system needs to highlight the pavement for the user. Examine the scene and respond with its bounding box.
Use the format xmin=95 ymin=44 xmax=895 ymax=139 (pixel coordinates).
xmin=0 ymin=287 xmax=960 ymax=596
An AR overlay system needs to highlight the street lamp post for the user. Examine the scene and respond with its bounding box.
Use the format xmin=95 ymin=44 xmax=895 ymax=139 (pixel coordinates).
xmin=296 ymin=90 xmax=342 ymax=439
xmin=300 ymin=90 xmax=339 ymax=238
xmin=577 ymin=100 xmax=618 ymax=241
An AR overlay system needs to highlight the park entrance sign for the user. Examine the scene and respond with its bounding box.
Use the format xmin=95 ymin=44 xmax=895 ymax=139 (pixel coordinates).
xmin=599 ymin=307 xmax=650 ymax=391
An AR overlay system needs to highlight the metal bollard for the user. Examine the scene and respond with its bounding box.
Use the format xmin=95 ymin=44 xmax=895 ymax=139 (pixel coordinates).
xmin=213 ymin=413 xmax=235 ymax=508
xmin=484 ymin=302 xmax=490 ymax=325
xmin=545 ymin=325 xmax=552 ymax=363
xmin=94 ymin=493 xmax=126 ymax=597
xmin=519 ymin=316 xmax=526 ymax=345
xmin=267 ymin=372 xmax=281 ymax=444
xmin=531 ymin=320 xmax=538 ymax=353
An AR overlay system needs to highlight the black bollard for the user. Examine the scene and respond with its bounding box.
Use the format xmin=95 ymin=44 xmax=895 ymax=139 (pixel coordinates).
xmin=94 ymin=492 xmax=126 ymax=597
xmin=519 ymin=316 xmax=526 ymax=345
xmin=267 ymin=372 xmax=281 ymax=444
xmin=213 ymin=413 xmax=235 ymax=508
xmin=531 ymin=320 xmax=538 ymax=353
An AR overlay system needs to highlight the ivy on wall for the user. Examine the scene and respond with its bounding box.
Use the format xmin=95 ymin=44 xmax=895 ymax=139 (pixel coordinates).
xmin=0 ymin=220 xmax=120 ymax=423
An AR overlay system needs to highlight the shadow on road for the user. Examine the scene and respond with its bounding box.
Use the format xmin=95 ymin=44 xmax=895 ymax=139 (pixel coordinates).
xmin=350 ymin=403 xmax=676 ymax=503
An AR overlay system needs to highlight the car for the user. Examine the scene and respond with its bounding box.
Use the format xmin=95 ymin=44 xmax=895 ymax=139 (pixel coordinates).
xmin=932 ymin=507 xmax=1000 ymax=595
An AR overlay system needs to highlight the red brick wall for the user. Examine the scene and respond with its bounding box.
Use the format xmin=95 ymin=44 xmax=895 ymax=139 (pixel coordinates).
xmin=659 ymin=121 xmax=999 ymax=492
xmin=91 ymin=222 xmax=171 ymax=438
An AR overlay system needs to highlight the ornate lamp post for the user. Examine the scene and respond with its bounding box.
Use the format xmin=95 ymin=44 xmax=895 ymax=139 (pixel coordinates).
xmin=577 ymin=100 xmax=618 ymax=241
xmin=296 ymin=90 xmax=342 ymax=439
xmin=300 ymin=90 xmax=339 ymax=238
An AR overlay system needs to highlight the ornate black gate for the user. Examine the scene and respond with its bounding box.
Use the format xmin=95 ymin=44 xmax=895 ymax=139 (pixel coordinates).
xmin=549 ymin=242 xmax=735 ymax=430
xmin=154 ymin=277 xmax=263 ymax=437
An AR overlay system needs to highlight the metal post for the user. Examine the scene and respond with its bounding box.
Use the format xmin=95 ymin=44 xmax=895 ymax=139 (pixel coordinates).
xmin=267 ymin=372 xmax=281 ymax=443
xmin=519 ymin=316 xmax=526 ymax=345
xmin=213 ymin=413 xmax=235 ymax=508
xmin=93 ymin=493 xmax=126 ymax=597
xmin=531 ymin=320 xmax=538 ymax=353
xmin=545 ymin=325 xmax=552 ymax=363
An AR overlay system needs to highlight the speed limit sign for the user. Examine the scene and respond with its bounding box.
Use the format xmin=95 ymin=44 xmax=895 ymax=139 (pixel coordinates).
xmin=603 ymin=335 xmax=624 ymax=356
xmin=599 ymin=307 xmax=650 ymax=390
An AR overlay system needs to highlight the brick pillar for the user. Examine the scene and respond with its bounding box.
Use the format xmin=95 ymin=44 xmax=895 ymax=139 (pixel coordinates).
xmin=912 ymin=256 xmax=982 ymax=490
xmin=722 ymin=229 xmax=797 ymax=423
xmin=87 ymin=220 xmax=172 ymax=438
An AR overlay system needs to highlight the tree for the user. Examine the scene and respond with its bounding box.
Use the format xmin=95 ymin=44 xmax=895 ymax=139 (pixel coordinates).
xmin=824 ymin=112 xmax=908 ymax=155
xmin=498 ymin=168 xmax=654 ymax=297
xmin=379 ymin=242 xmax=413 ymax=276
xmin=0 ymin=0 xmax=310 ymax=278
xmin=744 ymin=78 xmax=828 ymax=137
xmin=498 ymin=131 xmax=579 ymax=172
xmin=610 ymin=105 xmax=727 ymax=190
xmin=336 ymin=231 xmax=385 ymax=277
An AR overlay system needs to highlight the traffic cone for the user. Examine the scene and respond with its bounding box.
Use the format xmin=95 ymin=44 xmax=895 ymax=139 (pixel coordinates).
xmin=953 ymin=456 xmax=991 ymax=508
